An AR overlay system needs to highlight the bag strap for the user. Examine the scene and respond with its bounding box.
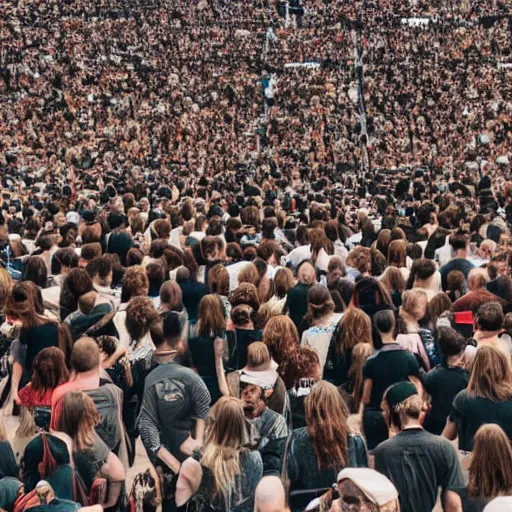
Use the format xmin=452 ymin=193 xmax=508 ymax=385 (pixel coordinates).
xmin=38 ymin=434 xmax=58 ymax=479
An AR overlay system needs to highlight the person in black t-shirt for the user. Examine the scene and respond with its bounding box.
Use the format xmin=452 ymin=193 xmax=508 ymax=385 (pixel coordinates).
xmin=443 ymin=345 xmax=512 ymax=451
xmin=374 ymin=382 xmax=464 ymax=512
xmin=362 ymin=309 xmax=421 ymax=450
xmin=439 ymin=234 xmax=475 ymax=292
xmin=423 ymin=327 xmax=469 ymax=435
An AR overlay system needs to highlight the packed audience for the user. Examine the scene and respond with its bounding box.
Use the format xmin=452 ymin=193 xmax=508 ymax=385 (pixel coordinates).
xmin=0 ymin=0 xmax=512 ymax=512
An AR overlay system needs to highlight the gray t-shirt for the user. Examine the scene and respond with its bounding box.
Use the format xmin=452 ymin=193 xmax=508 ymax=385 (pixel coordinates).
xmin=374 ymin=428 xmax=464 ymax=512
xmin=138 ymin=362 xmax=211 ymax=463
xmin=245 ymin=407 xmax=288 ymax=451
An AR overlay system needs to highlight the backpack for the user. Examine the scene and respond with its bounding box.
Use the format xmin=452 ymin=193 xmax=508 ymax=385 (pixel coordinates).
xmin=15 ymin=435 xmax=105 ymax=511
xmin=86 ymin=385 xmax=120 ymax=452
xmin=0 ymin=247 xmax=23 ymax=280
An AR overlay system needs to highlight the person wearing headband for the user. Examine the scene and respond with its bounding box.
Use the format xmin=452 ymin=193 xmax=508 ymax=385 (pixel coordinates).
xmin=373 ymin=381 xmax=464 ymax=512
xmin=240 ymin=373 xmax=288 ymax=451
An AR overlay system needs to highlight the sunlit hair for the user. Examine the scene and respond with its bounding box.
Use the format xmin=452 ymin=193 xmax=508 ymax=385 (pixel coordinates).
xmin=305 ymin=381 xmax=349 ymax=470
xmin=273 ymin=268 xmax=294 ymax=299
xmin=381 ymin=266 xmax=406 ymax=295
xmin=468 ymin=268 xmax=489 ymax=291
xmin=201 ymin=397 xmax=247 ymax=505
xmin=467 ymin=424 xmax=512 ymax=499
xmin=297 ymin=261 xmax=316 ymax=286
xmin=335 ymin=308 xmax=372 ymax=355
xmin=208 ymin=265 xmax=230 ymax=297
xmin=401 ymin=288 xmax=428 ymax=320
xmin=468 ymin=346 xmax=512 ymax=401
xmin=198 ymin=295 xmax=226 ymax=337
xmin=58 ymin=391 xmax=99 ymax=451
xmin=247 ymin=342 xmax=271 ymax=367
xmin=348 ymin=343 xmax=374 ymax=411
xmin=384 ymin=392 xmax=424 ymax=431
xmin=285 ymin=346 xmax=320 ymax=389
xmin=31 ymin=347 xmax=69 ymax=392
xmin=346 ymin=246 xmax=371 ymax=275
xmin=238 ymin=263 xmax=260 ymax=288
xmin=0 ymin=268 xmax=13 ymax=312
xmin=16 ymin=407 xmax=38 ymax=438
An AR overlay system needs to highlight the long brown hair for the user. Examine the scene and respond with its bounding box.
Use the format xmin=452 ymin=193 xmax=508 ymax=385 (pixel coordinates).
xmin=197 ymin=294 xmax=226 ymax=337
xmin=208 ymin=265 xmax=230 ymax=297
xmin=381 ymin=267 xmax=406 ymax=295
xmin=201 ymin=397 xmax=246 ymax=503
xmin=31 ymin=347 xmax=69 ymax=392
xmin=309 ymin=228 xmax=334 ymax=263
xmin=263 ymin=315 xmax=300 ymax=387
xmin=335 ymin=308 xmax=372 ymax=354
xmin=6 ymin=281 xmax=49 ymax=328
xmin=58 ymin=391 xmax=99 ymax=451
xmin=387 ymin=240 xmax=407 ymax=268
xmin=262 ymin=315 xmax=299 ymax=365
xmin=305 ymin=381 xmax=349 ymax=471
xmin=467 ymin=346 xmax=512 ymax=401
xmin=468 ymin=424 xmax=512 ymax=498
xmin=347 ymin=343 xmax=374 ymax=411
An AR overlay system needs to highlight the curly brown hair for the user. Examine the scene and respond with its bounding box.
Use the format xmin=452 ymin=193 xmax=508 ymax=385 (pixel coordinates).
xmin=121 ymin=266 xmax=149 ymax=303
xmin=229 ymin=283 xmax=260 ymax=312
xmin=125 ymin=296 xmax=160 ymax=342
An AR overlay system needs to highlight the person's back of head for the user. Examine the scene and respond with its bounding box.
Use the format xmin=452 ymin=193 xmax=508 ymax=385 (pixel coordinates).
xmin=468 ymin=268 xmax=489 ymax=291
xmin=80 ymin=243 xmax=102 ymax=264
xmin=71 ymin=337 xmax=100 ymax=374
xmin=153 ymin=311 xmax=182 ymax=350
xmin=437 ymin=327 xmax=466 ymax=359
xmin=449 ymin=233 xmax=468 ymax=254
xmin=475 ymin=301 xmax=504 ymax=332
xmin=254 ymin=476 xmax=289 ymax=512
xmin=22 ymin=256 xmax=48 ymax=288
xmin=373 ymin=308 xmax=395 ymax=348
xmin=469 ymin=424 xmax=512 ymax=500
xmin=297 ymin=261 xmax=316 ymax=286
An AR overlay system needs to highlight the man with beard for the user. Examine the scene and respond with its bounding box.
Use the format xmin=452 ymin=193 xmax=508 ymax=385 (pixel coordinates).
xmin=240 ymin=374 xmax=288 ymax=451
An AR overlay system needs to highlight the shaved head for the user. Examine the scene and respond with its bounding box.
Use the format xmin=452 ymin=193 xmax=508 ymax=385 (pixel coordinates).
xmin=254 ymin=476 xmax=289 ymax=512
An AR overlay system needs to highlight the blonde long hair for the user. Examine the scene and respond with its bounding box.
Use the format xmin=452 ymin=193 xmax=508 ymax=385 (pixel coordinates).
xmin=201 ymin=397 xmax=246 ymax=506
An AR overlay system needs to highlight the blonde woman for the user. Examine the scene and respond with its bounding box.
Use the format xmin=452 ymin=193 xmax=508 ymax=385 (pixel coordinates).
xmin=176 ymin=397 xmax=263 ymax=512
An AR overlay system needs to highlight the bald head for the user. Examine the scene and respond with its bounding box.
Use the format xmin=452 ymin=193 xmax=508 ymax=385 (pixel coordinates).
xmin=71 ymin=337 xmax=100 ymax=373
xmin=254 ymin=476 xmax=289 ymax=512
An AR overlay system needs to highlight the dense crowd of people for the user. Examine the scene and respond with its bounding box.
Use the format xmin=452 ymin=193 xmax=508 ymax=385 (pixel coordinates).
xmin=0 ymin=0 xmax=512 ymax=511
